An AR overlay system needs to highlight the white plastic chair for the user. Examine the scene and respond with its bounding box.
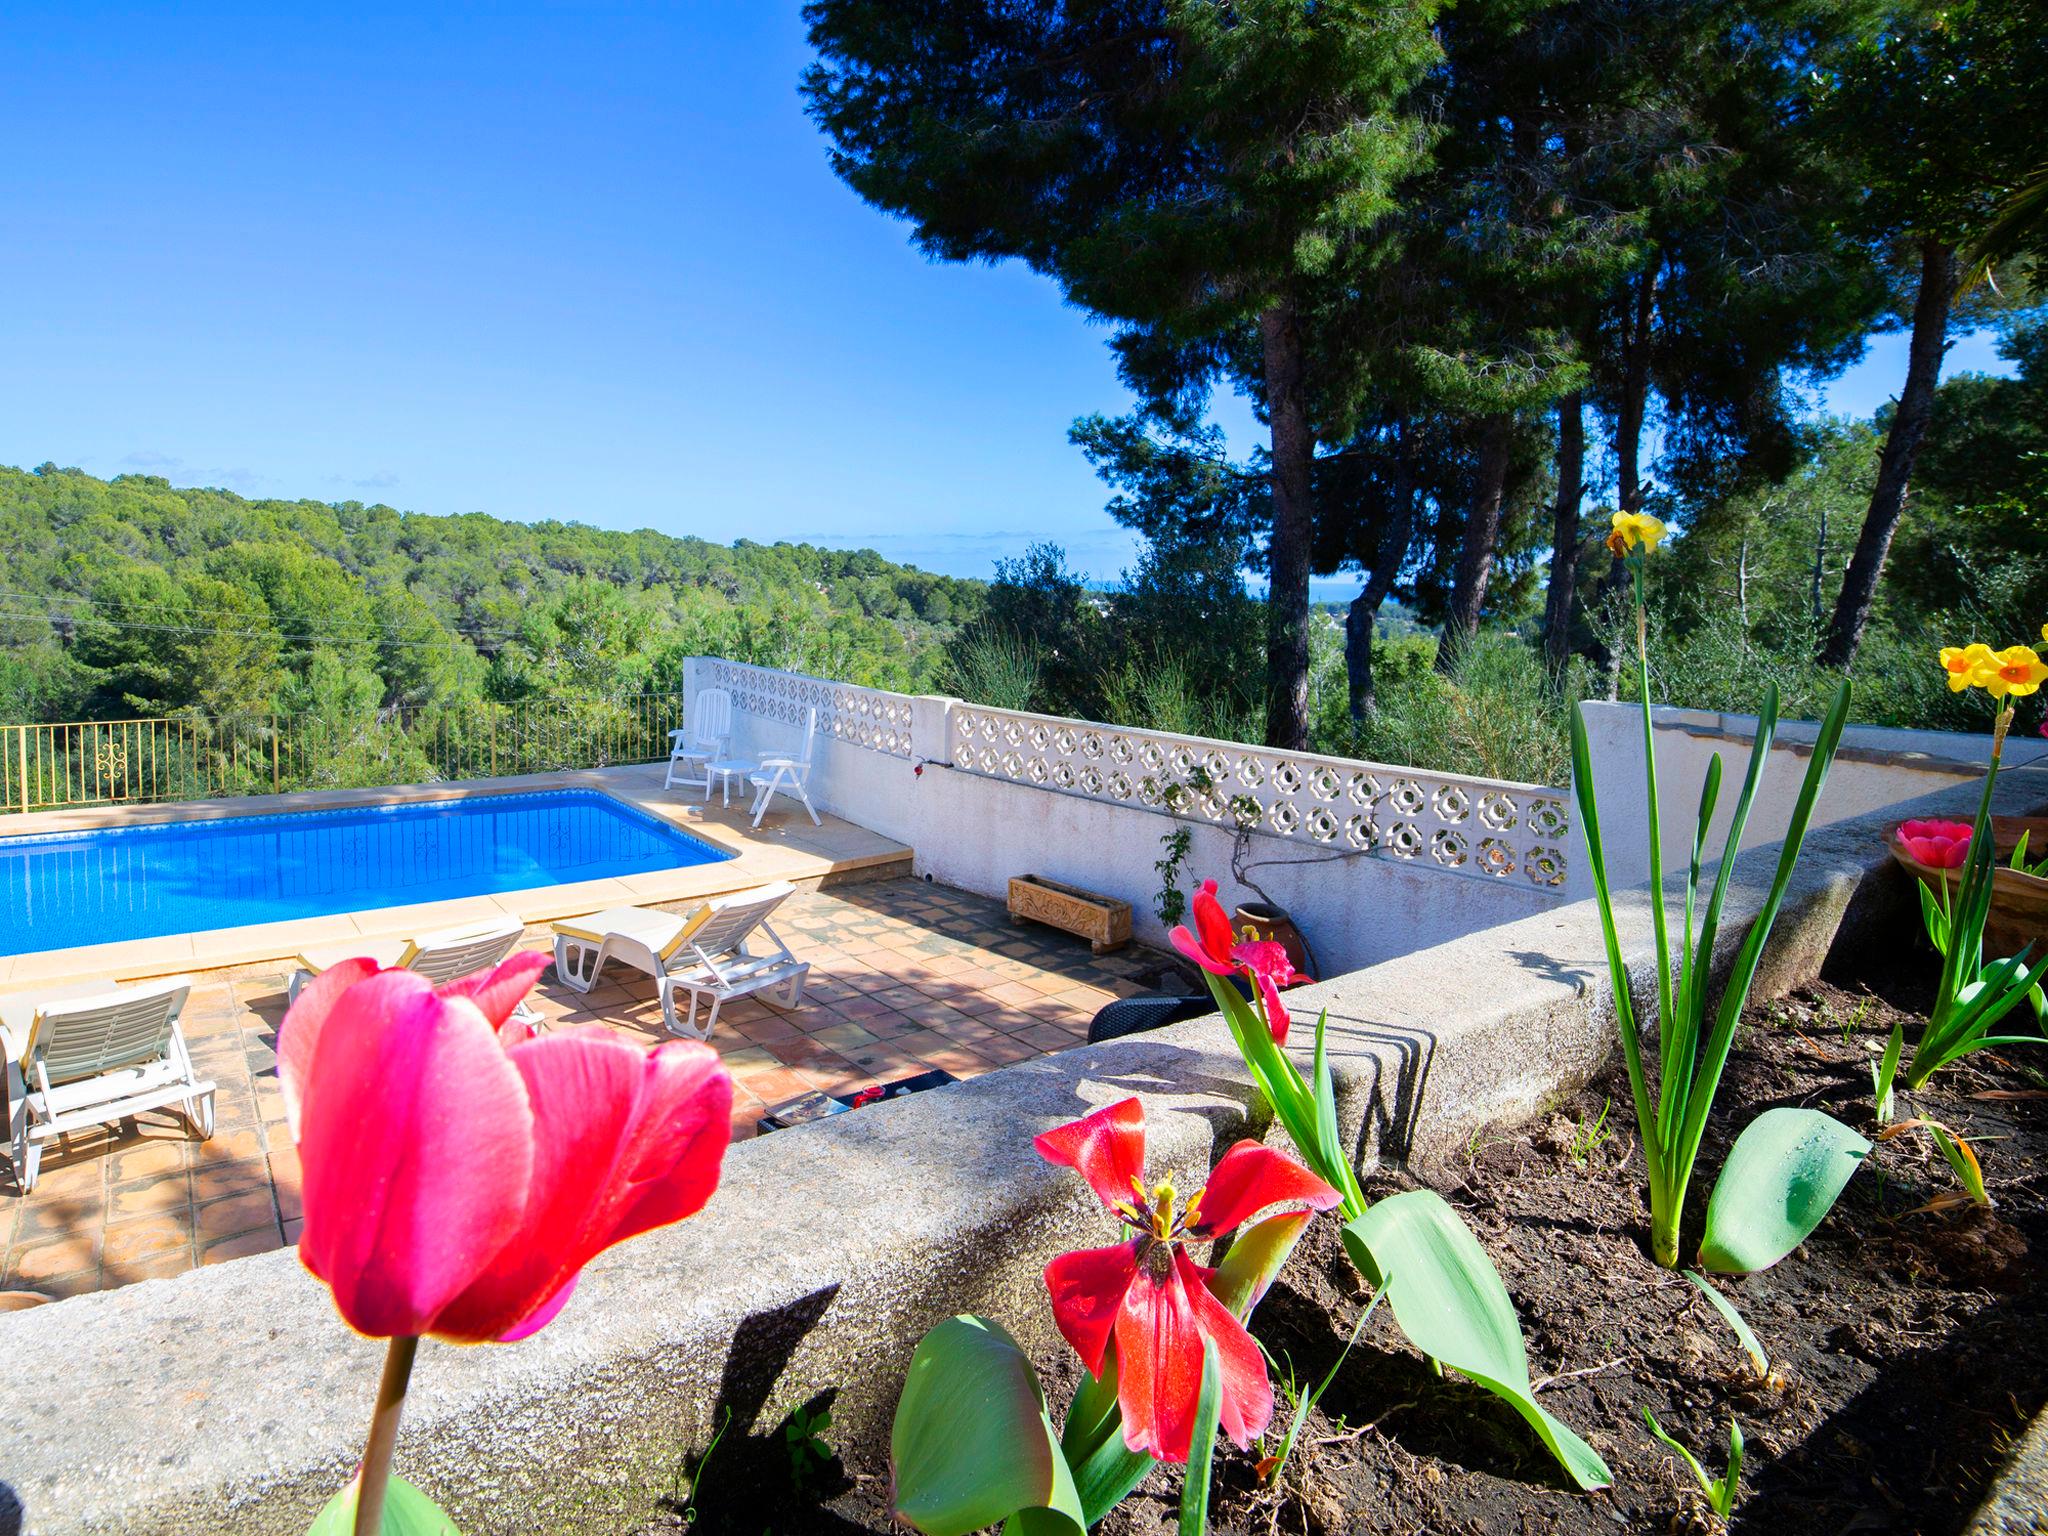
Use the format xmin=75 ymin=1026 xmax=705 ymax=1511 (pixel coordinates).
xmin=288 ymin=917 xmax=542 ymax=1025
xmin=550 ymin=881 xmax=809 ymax=1039
xmin=748 ymin=707 xmax=822 ymax=828
xmin=665 ymin=688 xmax=734 ymax=793
xmin=0 ymin=976 xmax=214 ymax=1194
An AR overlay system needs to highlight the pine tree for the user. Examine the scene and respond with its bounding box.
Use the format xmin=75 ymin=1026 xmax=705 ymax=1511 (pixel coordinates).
xmin=801 ymin=0 xmax=1441 ymax=748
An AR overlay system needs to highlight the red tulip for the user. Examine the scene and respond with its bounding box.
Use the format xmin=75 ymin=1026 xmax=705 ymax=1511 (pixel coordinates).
xmin=1169 ymin=882 xmax=1312 ymax=1043
xmin=1170 ymin=880 xmax=1241 ymax=977
xmin=1898 ymin=818 xmax=1973 ymax=870
xmin=278 ymin=951 xmax=733 ymax=1342
xmin=1036 ymin=1098 xmax=1339 ymax=1462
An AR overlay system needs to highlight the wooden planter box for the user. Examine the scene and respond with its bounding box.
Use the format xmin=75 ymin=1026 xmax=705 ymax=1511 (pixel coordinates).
xmin=1887 ymin=815 xmax=2048 ymax=958
xmin=1008 ymin=874 xmax=1131 ymax=955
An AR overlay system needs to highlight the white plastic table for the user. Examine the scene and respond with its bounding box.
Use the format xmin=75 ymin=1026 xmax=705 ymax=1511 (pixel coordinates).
xmin=705 ymin=758 xmax=756 ymax=808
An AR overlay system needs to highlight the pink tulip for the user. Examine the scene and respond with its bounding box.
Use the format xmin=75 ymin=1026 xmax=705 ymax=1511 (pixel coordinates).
xmin=1897 ymin=818 xmax=1973 ymax=870
xmin=278 ymin=952 xmax=733 ymax=1342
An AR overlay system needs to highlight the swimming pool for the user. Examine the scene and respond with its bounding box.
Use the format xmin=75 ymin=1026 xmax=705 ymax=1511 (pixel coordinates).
xmin=0 ymin=790 xmax=731 ymax=956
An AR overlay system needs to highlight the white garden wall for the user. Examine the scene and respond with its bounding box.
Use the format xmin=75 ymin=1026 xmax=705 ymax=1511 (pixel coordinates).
xmin=683 ymin=661 xmax=2023 ymax=979
xmin=684 ymin=659 xmax=1576 ymax=976
xmin=1574 ymin=701 xmax=2030 ymax=886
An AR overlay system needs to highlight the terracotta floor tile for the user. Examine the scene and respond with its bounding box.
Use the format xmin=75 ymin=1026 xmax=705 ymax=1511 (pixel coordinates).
xmin=108 ymin=1175 xmax=193 ymax=1223
xmin=111 ymin=1249 xmax=199 ymax=1284
xmin=840 ymin=1044 xmax=926 ymax=1082
xmin=21 ymin=1151 xmax=110 ymax=1199
xmin=102 ymin=1216 xmax=193 ymax=1267
xmin=17 ymin=1193 xmax=108 ymax=1238
xmin=9 ymin=1233 xmax=103 ymax=1283
xmin=977 ymin=1035 xmax=1043 ymax=1066
xmin=202 ymin=1228 xmax=283 ymax=1264
xmin=106 ymin=1137 xmax=192 ymax=1182
xmin=739 ymin=1066 xmax=824 ymax=1107
xmin=855 ymin=1011 xmax=919 ymax=1041
xmin=808 ymin=1021 xmax=880 ymax=1054
xmin=25 ymin=1267 xmax=108 ymax=1299
xmin=915 ymin=1043 xmax=996 ymax=1079
xmin=195 ymin=1191 xmax=278 ymax=1241
xmin=193 ymin=1127 xmax=267 ymax=1168
xmin=1013 ymin=1023 xmax=1081 ymax=1052
xmin=191 ymin=1157 xmax=272 ymax=1204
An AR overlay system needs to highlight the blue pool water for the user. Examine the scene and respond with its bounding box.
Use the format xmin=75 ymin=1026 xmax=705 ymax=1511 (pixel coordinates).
xmin=0 ymin=790 xmax=731 ymax=955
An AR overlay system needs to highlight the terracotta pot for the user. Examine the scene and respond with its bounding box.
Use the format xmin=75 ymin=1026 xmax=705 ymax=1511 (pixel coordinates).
xmin=1887 ymin=816 xmax=2048 ymax=959
xmin=1232 ymin=901 xmax=1312 ymax=978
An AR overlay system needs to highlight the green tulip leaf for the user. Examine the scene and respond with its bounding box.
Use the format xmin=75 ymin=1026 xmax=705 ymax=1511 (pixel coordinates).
xmin=1057 ymin=1339 xmax=1155 ymax=1527
xmin=1208 ymin=1211 xmax=1312 ymax=1321
xmin=892 ymin=1315 xmax=1084 ymax=1536
xmin=1342 ymin=1191 xmax=1611 ymax=1490
xmin=1682 ymin=1270 xmax=1769 ymax=1378
xmin=1177 ymin=1338 xmax=1224 ymax=1536
xmin=1699 ymin=1108 xmax=1870 ymax=1274
xmin=306 ymin=1475 xmax=462 ymax=1535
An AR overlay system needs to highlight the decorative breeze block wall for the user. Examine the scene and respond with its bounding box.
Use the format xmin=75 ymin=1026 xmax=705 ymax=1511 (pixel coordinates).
xmin=698 ymin=660 xmax=915 ymax=760
xmin=949 ymin=704 xmax=1571 ymax=888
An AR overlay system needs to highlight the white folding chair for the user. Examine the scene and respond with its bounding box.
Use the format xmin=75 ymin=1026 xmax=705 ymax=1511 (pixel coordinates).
xmin=748 ymin=707 xmax=822 ymax=828
xmin=665 ymin=688 xmax=734 ymax=793
xmin=1 ymin=977 xmax=214 ymax=1194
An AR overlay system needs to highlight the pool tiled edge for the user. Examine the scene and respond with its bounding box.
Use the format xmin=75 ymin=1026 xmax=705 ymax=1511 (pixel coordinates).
xmin=0 ymin=765 xmax=910 ymax=987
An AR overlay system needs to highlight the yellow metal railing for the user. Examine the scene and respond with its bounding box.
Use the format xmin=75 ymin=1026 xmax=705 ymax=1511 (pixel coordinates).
xmin=0 ymin=694 xmax=686 ymax=815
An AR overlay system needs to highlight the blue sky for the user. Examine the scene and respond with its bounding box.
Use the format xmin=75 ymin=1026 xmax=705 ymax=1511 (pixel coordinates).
xmin=0 ymin=4 xmax=2017 ymax=584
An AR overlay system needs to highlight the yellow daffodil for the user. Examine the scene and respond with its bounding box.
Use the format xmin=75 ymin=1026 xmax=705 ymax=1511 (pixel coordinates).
xmin=1608 ymin=511 xmax=1666 ymax=555
xmin=1980 ymin=644 xmax=2048 ymax=700
xmin=1939 ymin=642 xmax=1996 ymax=692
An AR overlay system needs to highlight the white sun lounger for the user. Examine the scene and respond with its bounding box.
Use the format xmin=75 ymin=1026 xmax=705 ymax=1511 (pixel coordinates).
xmin=289 ymin=917 xmax=542 ymax=1025
xmin=550 ymin=881 xmax=809 ymax=1040
xmin=0 ymin=976 xmax=214 ymax=1195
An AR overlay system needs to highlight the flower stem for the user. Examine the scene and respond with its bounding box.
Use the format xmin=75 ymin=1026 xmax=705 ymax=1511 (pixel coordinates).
xmin=354 ymin=1335 xmax=420 ymax=1536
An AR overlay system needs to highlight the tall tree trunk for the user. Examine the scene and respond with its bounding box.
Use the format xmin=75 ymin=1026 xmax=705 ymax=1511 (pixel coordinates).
xmin=1599 ymin=259 xmax=1660 ymax=697
xmin=1542 ymin=390 xmax=1586 ymax=674
xmin=1346 ymin=418 xmax=1416 ymax=724
xmin=1437 ymin=413 xmax=1514 ymax=672
xmin=1820 ymin=237 xmax=1957 ymax=669
xmin=1261 ymin=301 xmax=1315 ymax=750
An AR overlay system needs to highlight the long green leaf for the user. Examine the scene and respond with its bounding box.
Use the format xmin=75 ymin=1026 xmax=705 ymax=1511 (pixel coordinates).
xmin=1263 ymin=1274 xmax=1393 ymax=1489
xmin=1671 ymin=680 xmax=1853 ymax=1200
xmin=1698 ymin=1108 xmax=1870 ymax=1274
xmin=1569 ymin=704 xmax=1660 ymax=1195
xmin=1342 ymin=1191 xmax=1611 ymax=1490
xmin=892 ymin=1316 xmax=1084 ymax=1536
xmin=1176 ymin=1340 xmax=1223 ymax=1536
xmin=1681 ymin=1270 xmax=1768 ymax=1378
xmin=306 ymin=1476 xmax=461 ymax=1536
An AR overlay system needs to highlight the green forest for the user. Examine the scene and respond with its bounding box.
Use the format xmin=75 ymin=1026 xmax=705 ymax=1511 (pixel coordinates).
xmin=0 ymin=462 xmax=982 ymax=726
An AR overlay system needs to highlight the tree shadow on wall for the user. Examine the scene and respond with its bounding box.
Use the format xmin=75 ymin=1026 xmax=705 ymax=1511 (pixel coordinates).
xmin=656 ymin=1282 xmax=873 ymax=1534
